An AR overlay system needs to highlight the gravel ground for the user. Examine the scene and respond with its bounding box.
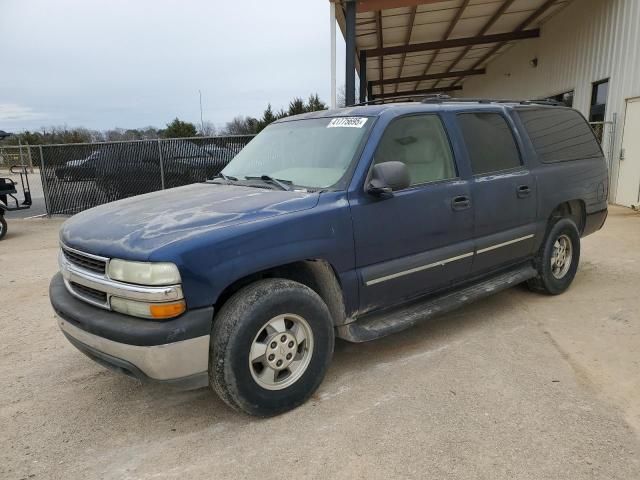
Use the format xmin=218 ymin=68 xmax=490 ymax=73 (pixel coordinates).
xmin=1 ymin=207 xmax=639 ymax=480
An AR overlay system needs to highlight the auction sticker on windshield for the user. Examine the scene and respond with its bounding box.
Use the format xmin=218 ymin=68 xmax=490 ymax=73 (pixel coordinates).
xmin=327 ymin=117 xmax=368 ymax=128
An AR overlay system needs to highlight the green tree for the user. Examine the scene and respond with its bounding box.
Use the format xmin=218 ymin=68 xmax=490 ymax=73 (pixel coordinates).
xmin=305 ymin=93 xmax=327 ymax=112
xmin=257 ymin=104 xmax=278 ymax=132
xmin=162 ymin=118 xmax=197 ymax=138
xmin=287 ymin=97 xmax=306 ymax=116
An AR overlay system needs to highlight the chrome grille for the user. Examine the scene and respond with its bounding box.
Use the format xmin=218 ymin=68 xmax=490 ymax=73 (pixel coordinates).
xmin=69 ymin=282 xmax=108 ymax=304
xmin=62 ymin=247 xmax=107 ymax=274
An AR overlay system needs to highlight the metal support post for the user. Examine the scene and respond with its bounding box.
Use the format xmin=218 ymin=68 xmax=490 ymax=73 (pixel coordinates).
xmin=345 ymin=0 xmax=356 ymax=106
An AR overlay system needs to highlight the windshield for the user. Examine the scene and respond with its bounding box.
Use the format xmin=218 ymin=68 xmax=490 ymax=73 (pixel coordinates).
xmin=222 ymin=117 xmax=372 ymax=189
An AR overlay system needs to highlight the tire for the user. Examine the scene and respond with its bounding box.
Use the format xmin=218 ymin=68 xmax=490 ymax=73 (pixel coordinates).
xmin=527 ymin=218 xmax=581 ymax=295
xmin=210 ymin=278 xmax=335 ymax=416
xmin=0 ymin=215 xmax=6 ymax=240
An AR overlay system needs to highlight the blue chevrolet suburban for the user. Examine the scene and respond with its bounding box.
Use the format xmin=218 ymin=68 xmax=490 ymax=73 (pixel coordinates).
xmin=50 ymin=99 xmax=608 ymax=416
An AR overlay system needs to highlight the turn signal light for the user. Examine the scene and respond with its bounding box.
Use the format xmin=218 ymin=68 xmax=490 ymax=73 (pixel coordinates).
xmin=150 ymin=301 xmax=186 ymax=319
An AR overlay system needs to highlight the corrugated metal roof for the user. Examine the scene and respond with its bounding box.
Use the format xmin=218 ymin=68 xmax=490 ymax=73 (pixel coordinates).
xmin=334 ymin=0 xmax=571 ymax=100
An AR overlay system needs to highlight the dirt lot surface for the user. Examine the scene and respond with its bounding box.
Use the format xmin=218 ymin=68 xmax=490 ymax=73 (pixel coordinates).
xmin=1 ymin=206 xmax=639 ymax=480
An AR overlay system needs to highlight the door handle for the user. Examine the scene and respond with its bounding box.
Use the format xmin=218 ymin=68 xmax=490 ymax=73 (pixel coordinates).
xmin=517 ymin=185 xmax=531 ymax=198
xmin=451 ymin=195 xmax=471 ymax=211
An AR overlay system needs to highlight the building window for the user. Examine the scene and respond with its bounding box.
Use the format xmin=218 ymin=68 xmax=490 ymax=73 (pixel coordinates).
xmin=590 ymin=79 xmax=609 ymax=122
xmin=546 ymin=90 xmax=574 ymax=107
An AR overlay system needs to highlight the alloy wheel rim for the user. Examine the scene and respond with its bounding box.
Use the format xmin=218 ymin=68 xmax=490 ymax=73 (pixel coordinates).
xmin=249 ymin=313 xmax=314 ymax=391
xmin=551 ymin=234 xmax=573 ymax=279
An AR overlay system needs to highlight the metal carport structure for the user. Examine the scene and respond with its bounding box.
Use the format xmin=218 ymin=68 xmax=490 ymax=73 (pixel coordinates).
xmin=330 ymin=0 xmax=570 ymax=105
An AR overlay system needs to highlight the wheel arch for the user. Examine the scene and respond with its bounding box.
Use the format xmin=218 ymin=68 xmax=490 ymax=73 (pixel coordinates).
xmin=547 ymin=199 xmax=586 ymax=235
xmin=213 ymin=259 xmax=348 ymax=326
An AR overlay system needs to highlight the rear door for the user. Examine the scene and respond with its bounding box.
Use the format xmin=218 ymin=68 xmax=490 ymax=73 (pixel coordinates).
xmin=349 ymin=113 xmax=475 ymax=313
xmin=455 ymin=111 xmax=537 ymax=274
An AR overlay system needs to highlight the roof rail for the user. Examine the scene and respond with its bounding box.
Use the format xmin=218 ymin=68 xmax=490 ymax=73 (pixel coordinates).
xmin=350 ymin=92 xmax=452 ymax=106
xmin=350 ymin=96 xmax=566 ymax=107
xmin=519 ymin=99 xmax=565 ymax=106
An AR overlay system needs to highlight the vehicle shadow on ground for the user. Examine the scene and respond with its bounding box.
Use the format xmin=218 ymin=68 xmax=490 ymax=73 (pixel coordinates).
xmin=62 ymin=288 xmax=529 ymax=429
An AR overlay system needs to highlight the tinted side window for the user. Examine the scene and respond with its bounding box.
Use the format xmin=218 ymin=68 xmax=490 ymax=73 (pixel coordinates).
xmin=457 ymin=113 xmax=521 ymax=174
xmin=517 ymin=108 xmax=602 ymax=163
xmin=374 ymin=115 xmax=456 ymax=186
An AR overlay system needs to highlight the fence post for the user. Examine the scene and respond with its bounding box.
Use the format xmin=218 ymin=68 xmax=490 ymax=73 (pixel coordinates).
xmin=39 ymin=145 xmax=51 ymax=216
xmin=18 ymin=139 xmax=25 ymax=168
xmin=27 ymin=144 xmax=34 ymax=173
xmin=157 ymin=138 xmax=166 ymax=190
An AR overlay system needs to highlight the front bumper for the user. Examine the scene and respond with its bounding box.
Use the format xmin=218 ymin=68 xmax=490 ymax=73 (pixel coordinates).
xmin=50 ymin=273 xmax=213 ymax=389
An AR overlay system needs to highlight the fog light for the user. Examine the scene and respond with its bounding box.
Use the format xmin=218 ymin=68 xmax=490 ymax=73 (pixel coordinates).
xmin=111 ymin=297 xmax=186 ymax=320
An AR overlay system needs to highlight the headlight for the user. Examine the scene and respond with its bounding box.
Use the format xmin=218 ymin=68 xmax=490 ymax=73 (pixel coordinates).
xmin=108 ymin=259 xmax=181 ymax=286
xmin=111 ymin=297 xmax=186 ymax=320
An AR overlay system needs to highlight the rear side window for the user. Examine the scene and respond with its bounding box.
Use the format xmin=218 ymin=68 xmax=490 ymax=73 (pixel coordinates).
xmin=517 ymin=108 xmax=602 ymax=162
xmin=457 ymin=113 xmax=521 ymax=175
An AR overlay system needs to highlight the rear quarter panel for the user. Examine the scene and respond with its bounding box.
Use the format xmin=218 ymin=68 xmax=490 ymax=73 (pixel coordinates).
xmin=509 ymin=109 xmax=609 ymax=243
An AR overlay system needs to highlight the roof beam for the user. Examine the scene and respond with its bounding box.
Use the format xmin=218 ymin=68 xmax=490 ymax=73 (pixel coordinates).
xmin=413 ymin=0 xmax=470 ymax=91
xmin=355 ymin=0 xmax=446 ymax=14
xmin=394 ymin=6 xmax=417 ymax=94
xmin=448 ymin=0 xmax=558 ymax=87
xmin=372 ymin=68 xmax=485 ymax=87
xmin=364 ymin=29 xmax=540 ymax=57
xmin=372 ymin=85 xmax=463 ymax=100
xmin=432 ymin=0 xmax=516 ymax=89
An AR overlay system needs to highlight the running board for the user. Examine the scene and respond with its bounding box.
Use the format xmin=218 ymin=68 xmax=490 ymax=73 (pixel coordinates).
xmin=336 ymin=264 xmax=537 ymax=343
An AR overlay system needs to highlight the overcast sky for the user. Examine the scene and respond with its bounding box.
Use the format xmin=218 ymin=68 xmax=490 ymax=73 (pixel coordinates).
xmin=0 ymin=0 xmax=346 ymax=132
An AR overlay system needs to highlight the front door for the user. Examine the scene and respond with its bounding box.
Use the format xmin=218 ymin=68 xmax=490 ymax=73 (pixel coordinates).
xmin=349 ymin=114 xmax=475 ymax=314
xmin=455 ymin=111 xmax=537 ymax=274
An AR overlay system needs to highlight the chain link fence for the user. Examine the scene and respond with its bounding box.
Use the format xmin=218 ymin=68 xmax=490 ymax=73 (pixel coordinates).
xmin=0 ymin=145 xmax=34 ymax=170
xmin=35 ymin=135 xmax=254 ymax=215
xmin=589 ymin=118 xmax=617 ymax=199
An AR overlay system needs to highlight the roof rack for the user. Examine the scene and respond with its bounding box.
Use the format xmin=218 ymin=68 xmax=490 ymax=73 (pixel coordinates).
xmin=350 ymin=96 xmax=566 ymax=107
xmin=421 ymin=97 xmax=565 ymax=106
xmin=350 ymin=93 xmax=452 ymax=106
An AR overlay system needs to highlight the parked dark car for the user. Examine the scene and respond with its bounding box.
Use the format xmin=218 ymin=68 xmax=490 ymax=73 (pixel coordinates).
xmin=94 ymin=140 xmax=227 ymax=199
xmin=50 ymin=99 xmax=608 ymax=416
xmin=55 ymin=151 xmax=103 ymax=181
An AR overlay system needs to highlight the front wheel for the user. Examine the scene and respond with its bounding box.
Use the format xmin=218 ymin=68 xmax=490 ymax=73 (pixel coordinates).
xmin=0 ymin=215 xmax=6 ymax=240
xmin=210 ymin=279 xmax=334 ymax=416
xmin=528 ymin=218 xmax=581 ymax=295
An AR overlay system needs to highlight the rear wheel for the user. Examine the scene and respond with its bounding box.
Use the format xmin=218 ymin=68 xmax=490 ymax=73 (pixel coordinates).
xmin=210 ymin=279 xmax=334 ymax=416
xmin=0 ymin=215 xmax=6 ymax=240
xmin=528 ymin=218 xmax=580 ymax=295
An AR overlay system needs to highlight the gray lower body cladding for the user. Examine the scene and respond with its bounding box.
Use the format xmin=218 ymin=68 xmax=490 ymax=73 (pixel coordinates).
xmin=50 ymin=273 xmax=213 ymax=388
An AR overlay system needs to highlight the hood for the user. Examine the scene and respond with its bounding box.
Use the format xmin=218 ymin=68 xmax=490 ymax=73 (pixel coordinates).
xmin=60 ymin=183 xmax=319 ymax=259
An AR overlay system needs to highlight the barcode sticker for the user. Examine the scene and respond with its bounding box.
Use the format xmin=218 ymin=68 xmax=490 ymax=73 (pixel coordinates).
xmin=327 ymin=117 xmax=368 ymax=128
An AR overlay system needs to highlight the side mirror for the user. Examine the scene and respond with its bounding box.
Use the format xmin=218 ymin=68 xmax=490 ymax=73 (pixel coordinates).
xmin=367 ymin=161 xmax=410 ymax=197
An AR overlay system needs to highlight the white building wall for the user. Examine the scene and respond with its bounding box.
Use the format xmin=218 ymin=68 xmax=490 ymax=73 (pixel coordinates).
xmin=460 ymin=0 xmax=640 ymax=205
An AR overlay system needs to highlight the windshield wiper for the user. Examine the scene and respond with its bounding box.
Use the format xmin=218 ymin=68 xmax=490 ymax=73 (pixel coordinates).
xmin=211 ymin=172 xmax=238 ymax=183
xmin=245 ymin=175 xmax=292 ymax=191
